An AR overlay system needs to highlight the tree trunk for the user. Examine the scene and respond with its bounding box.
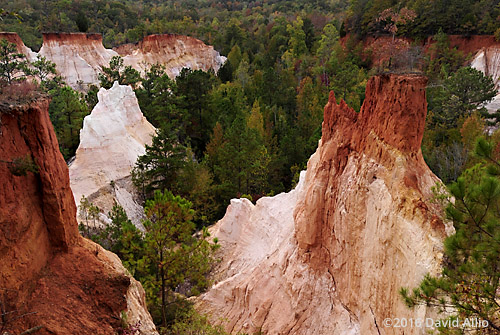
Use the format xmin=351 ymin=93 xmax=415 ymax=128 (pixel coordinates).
xmin=160 ymin=249 xmax=166 ymax=327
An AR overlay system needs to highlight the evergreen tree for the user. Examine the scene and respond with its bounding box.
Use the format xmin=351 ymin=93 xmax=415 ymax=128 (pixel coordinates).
xmin=425 ymin=29 xmax=465 ymax=81
xmin=132 ymin=125 xmax=188 ymax=197
xmin=174 ymin=68 xmax=216 ymax=158
xmin=99 ymin=56 xmax=141 ymax=89
xmin=206 ymin=112 xmax=270 ymax=198
xmin=139 ymin=190 xmax=217 ymax=327
xmin=135 ymin=64 xmax=180 ymax=128
xmin=430 ymin=67 xmax=497 ymax=129
xmin=48 ymin=86 xmax=88 ymax=159
xmin=29 ymin=55 xmax=59 ymax=89
xmin=0 ymin=39 xmax=27 ymax=86
xmin=401 ymin=137 xmax=500 ymax=333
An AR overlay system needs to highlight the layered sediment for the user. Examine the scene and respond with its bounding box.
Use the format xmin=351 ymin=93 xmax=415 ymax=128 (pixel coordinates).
xmin=69 ymin=82 xmax=155 ymax=226
xmin=1 ymin=32 xmax=226 ymax=90
xmin=197 ymin=74 xmax=448 ymax=335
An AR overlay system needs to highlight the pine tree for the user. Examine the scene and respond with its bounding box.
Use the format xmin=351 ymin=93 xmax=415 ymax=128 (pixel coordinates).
xmin=401 ymin=137 xmax=500 ymax=333
xmin=135 ymin=64 xmax=181 ymax=129
xmin=48 ymin=86 xmax=88 ymax=159
xmin=98 ymin=56 xmax=141 ymax=89
xmin=132 ymin=125 xmax=187 ymax=197
xmin=140 ymin=190 xmax=217 ymax=327
xmin=0 ymin=39 xmax=27 ymax=86
xmin=430 ymin=67 xmax=497 ymax=129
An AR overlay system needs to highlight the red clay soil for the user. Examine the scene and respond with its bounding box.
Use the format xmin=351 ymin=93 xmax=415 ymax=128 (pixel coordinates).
xmin=348 ymin=34 xmax=500 ymax=67
xmin=322 ymin=74 xmax=428 ymax=154
xmin=0 ymin=32 xmax=28 ymax=53
xmin=42 ymin=32 xmax=104 ymax=45
xmin=113 ymin=33 xmax=213 ymax=55
xmin=0 ymin=98 xmax=131 ymax=335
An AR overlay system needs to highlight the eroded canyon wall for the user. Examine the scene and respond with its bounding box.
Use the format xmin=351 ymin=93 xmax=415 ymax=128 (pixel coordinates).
xmin=0 ymin=32 xmax=37 ymax=61
xmin=197 ymin=74 xmax=449 ymax=335
xmin=2 ymin=32 xmax=226 ymax=90
xmin=69 ymin=82 xmax=155 ymax=226
xmin=115 ymin=34 xmax=226 ymax=78
xmin=0 ymin=96 xmax=157 ymax=334
xmin=39 ymin=33 xmax=118 ymax=90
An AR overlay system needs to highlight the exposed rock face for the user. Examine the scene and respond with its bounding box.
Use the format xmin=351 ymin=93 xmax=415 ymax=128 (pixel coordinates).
xmin=4 ymin=32 xmax=225 ymax=90
xmin=471 ymin=44 xmax=500 ymax=113
xmin=0 ymin=32 xmax=37 ymax=61
xmin=197 ymin=74 xmax=448 ymax=335
xmin=115 ymin=34 xmax=227 ymax=78
xmin=0 ymin=97 xmax=157 ymax=334
xmin=38 ymin=33 xmax=119 ymax=90
xmin=69 ymin=82 xmax=155 ymax=226
xmin=446 ymin=35 xmax=498 ymax=57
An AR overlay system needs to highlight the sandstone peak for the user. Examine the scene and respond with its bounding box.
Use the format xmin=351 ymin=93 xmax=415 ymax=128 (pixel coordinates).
xmin=69 ymin=82 xmax=155 ymax=226
xmin=197 ymin=74 xmax=447 ymax=335
xmin=324 ymin=74 xmax=428 ymax=155
xmin=0 ymin=98 xmax=156 ymax=334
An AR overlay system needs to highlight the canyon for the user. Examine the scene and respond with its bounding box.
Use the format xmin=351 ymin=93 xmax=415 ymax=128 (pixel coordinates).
xmin=196 ymin=74 xmax=450 ymax=334
xmin=0 ymin=32 xmax=226 ymax=90
xmin=2 ymin=30 xmax=499 ymax=334
xmin=0 ymin=95 xmax=157 ymax=334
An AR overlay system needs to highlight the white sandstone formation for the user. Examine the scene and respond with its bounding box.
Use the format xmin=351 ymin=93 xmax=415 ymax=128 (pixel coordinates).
xmin=197 ymin=75 xmax=449 ymax=335
xmin=2 ymin=32 xmax=226 ymax=90
xmin=39 ymin=33 xmax=119 ymax=90
xmin=114 ymin=34 xmax=227 ymax=78
xmin=69 ymin=82 xmax=155 ymax=226
xmin=471 ymin=45 xmax=500 ymax=113
xmin=199 ymin=173 xmax=361 ymax=335
xmin=34 ymin=33 xmax=225 ymax=90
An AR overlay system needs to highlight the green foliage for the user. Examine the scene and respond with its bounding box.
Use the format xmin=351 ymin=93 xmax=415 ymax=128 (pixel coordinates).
xmin=78 ymin=195 xmax=101 ymax=239
xmin=401 ymin=138 xmax=500 ymax=333
xmin=282 ymin=16 xmax=308 ymax=64
xmin=346 ymin=0 xmax=500 ymax=37
xmin=430 ymin=67 xmax=496 ymax=129
xmin=48 ymin=85 xmax=89 ymax=160
xmin=423 ymin=66 xmax=496 ymax=183
xmin=0 ymin=38 xmax=27 ymax=87
xmin=103 ymin=202 xmax=145 ymax=274
xmin=139 ymin=190 xmax=218 ymax=327
xmin=29 ymin=55 xmax=62 ymax=91
xmin=2 ymin=154 xmax=39 ymax=176
xmin=163 ymin=301 xmax=228 ymax=335
xmin=81 ymin=193 xmax=220 ymax=331
xmin=204 ymin=110 xmax=271 ymax=202
xmin=174 ymin=68 xmax=217 ymax=158
xmin=135 ymin=64 xmax=179 ymax=128
xmin=99 ymin=56 xmax=141 ymax=89
xmin=424 ymin=29 xmax=465 ymax=82
xmin=75 ymin=11 xmax=89 ymax=33
xmin=317 ymin=22 xmax=339 ymax=61
xmin=132 ymin=125 xmax=188 ymax=197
